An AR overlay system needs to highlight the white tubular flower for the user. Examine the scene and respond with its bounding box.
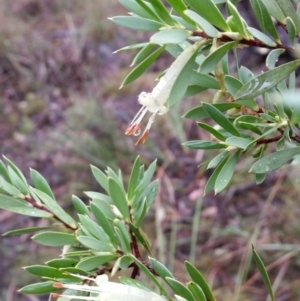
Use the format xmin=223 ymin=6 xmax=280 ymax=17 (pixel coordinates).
xmin=52 ymin=274 xmax=167 ymax=301
xmin=125 ymin=41 xmax=202 ymax=145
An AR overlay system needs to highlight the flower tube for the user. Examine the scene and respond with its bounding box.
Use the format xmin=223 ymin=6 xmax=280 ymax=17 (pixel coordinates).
xmin=126 ymin=40 xmax=203 ymax=145
xmin=52 ymin=274 xmax=167 ymax=301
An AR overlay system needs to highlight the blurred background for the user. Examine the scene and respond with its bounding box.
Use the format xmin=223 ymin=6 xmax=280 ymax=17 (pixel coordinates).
xmin=0 ymin=1 xmax=300 ymax=300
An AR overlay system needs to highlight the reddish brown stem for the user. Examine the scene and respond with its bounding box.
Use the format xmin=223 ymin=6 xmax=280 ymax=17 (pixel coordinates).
xmin=24 ymin=196 xmax=78 ymax=231
xmin=192 ymin=31 xmax=292 ymax=52
xmin=256 ymin=135 xmax=283 ymax=145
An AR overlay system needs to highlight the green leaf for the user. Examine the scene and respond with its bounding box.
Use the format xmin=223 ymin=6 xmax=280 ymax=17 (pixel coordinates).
xmin=90 ymin=203 xmax=118 ymax=246
xmin=19 ymin=281 xmax=59 ymax=295
xmin=114 ymin=42 xmax=149 ymax=53
xmin=227 ymin=1 xmax=248 ymax=36
xmin=255 ymin=172 xmax=266 ymax=184
xmin=30 ymin=169 xmax=55 ymax=199
xmin=204 ymin=154 xmax=229 ymax=195
xmin=91 ymin=165 xmax=108 ymax=192
xmin=72 ymin=195 xmax=89 ymax=215
xmin=118 ymin=0 xmax=153 ymax=19
xmin=76 ymin=254 xmax=118 ymax=271
xmin=165 ymin=277 xmax=195 ymax=301
xmin=129 ymin=222 xmax=152 ymax=254
xmin=201 ymin=41 xmax=236 ymax=74
xmin=25 ymin=265 xmax=75 ymax=279
xmin=247 ymin=27 xmax=276 ymax=47
xmin=252 ymin=245 xmax=275 ymax=301
xmin=286 ymin=16 xmax=296 ymax=45
xmin=187 ymin=282 xmax=207 ymax=301
xmin=183 ymin=140 xmax=227 ymax=150
xmin=110 ymin=16 xmax=163 ymax=31
xmin=149 ymin=0 xmax=178 ymax=25
xmin=32 ymin=232 xmax=77 ymax=246
xmin=207 ymin=151 xmax=229 ymax=169
xmin=185 ymin=261 xmax=216 ymax=301
xmin=225 ymin=75 xmax=244 ymax=96
xmin=190 ymin=71 xmax=219 ymax=89
xmin=266 ymin=49 xmax=285 ymax=69
xmin=90 ymin=198 xmax=116 ymax=220
xmin=184 ymin=0 xmax=229 ymax=31
xmin=77 ymin=236 xmax=114 ymax=252
xmin=184 ymin=103 xmax=240 ymax=120
xmin=131 ymin=44 xmax=155 ymax=66
xmin=214 ymin=151 xmax=239 ymax=194
xmin=108 ymin=177 xmax=129 ymax=219
xmin=85 ymin=191 xmax=112 ymax=204
xmin=203 ymin=103 xmax=241 ymax=136
xmin=121 ymin=46 xmax=165 ymax=87
xmin=3 ymin=156 xmax=28 ymax=187
xmin=0 ymin=160 xmax=12 ymax=183
xmin=7 ymin=166 xmax=28 ymax=195
xmin=0 ymin=176 xmax=22 ymax=196
xmin=275 ymin=0 xmax=300 ymax=34
xmin=128 ymin=156 xmax=140 ymax=202
xmin=184 ymin=10 xmax=220 ymax=37
xmin=150 ymin=29 xmax=190 ymax=45
xmin=31 ymin=187 xmax=77 ymax=228
xmin=119 ymin=277 xmax=152 ymax=291
xmin=235 ymin=59 xmax=300 ymax=100
xmin=0 ymin=195 xmax=51 ymax=217
xmin=225 ymin=137 xmax=254 ymax=150
xmin=79 ymin=214 xmax=110 ymax=243
xmin=259 ymin=0 xmax=280 ymax=41
xmin=197 ymin=122 xmax=226 ymax=141
xmin=249 ymin=147 xmax=300 ymax=174
xmin=114 ymin=219 xmax=131 ymax=254
xmin=46 ymin=258 xmax=79 ymax=268
xmin=263 ymin=0 xmax=285 ymax=23
xmin=149 ymin=257 xmax=173 ymax=280
xmin=250 ymin=0 xmax=265 ymax=32
xmin=2 ymin=226 xmax=52 ymax=237
xmin=130 ymin=256 xmax=169 ymax=296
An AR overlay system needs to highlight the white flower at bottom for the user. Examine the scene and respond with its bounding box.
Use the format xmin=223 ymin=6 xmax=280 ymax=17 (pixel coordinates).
xmin=52 ymin=274 xmax=167 ymax=301
xmin=125 ymin=41 xmax=202 ymax=145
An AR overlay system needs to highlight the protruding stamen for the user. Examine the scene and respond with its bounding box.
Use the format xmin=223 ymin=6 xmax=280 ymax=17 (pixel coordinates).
xmin=136 ymin=130 xmax=149 ymax=145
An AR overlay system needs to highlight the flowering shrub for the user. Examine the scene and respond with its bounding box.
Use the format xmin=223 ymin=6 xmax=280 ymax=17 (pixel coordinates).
xmin=1 ymin=0 xmax=300 ymax=300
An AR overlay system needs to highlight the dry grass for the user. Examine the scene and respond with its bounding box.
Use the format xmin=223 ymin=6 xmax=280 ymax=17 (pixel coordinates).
xmin=0 ymin=1 xmax=300 ymax=301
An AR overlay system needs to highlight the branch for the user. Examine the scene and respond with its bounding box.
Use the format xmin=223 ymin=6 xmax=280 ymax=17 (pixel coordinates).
xmin=192 ymin=31 xmax=293 ymax=52
xmin=24 ymin=196 xmax=78 ymax=231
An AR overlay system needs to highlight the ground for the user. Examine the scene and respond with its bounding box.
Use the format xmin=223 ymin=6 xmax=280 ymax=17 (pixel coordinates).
xmin=0 ymin=1 xmax=300 ymax=301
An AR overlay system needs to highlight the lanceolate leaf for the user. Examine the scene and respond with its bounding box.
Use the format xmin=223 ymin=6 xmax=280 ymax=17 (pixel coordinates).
xmin=252 ymin=246 xmax=275 ymax=301
xmin=2 ymin=226 xmax=52 ymax=237
xmin=110 ymin=16 xmax=163 ymax=31
xmin=200 ymin=41 xmax=236 ymax=74
xmin=0 ymin=195 xmax=51 ymax=217
xmin=76 ymin=254 xmax=118 ymax=271
xmin=30 ymin=169 xmax=55 ymax=199
xmin=184 ymin=0 xmax=230 ymax=31
xmin=108 ymin=177 xmax=130 ymax=219
xmin=214 ymin=151 xmax=239 ymax=194
xmin=185 ymin=261 xmax=216 ymax=301
xmin=32 ymin=232 xmax=77 ymax=247
xmin=150 ymin=29 xmax=190 ymax=45
xmin=184 ymin=103 xmax=240 ymax=120
xmin=275 ymin=0 xmax=300 ymax=34
xmin=202 ymin=103 xmax=241 ymax=136
xmin=165 ymin=277 xmax=195 ymax=301
xmin=249 ymin=147 xmax=300 ymax=174
xmin=120 ymin=46 xmax=165 ymax=88
xmin=235 ymin=59 xmax=300 ymax=100
xmin=19 ymin=281 xmax=59 ymax=295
